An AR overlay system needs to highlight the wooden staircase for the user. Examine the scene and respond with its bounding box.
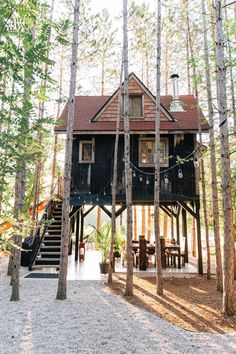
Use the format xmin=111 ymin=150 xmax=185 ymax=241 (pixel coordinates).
xmin=32 ymin=201 xmax=62 ymax=270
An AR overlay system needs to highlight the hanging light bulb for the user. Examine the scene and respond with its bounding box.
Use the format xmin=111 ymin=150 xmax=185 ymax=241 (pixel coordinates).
xmin=133 ymin=171 xmax=136 ymax=178
xmin=146 ymin=177 xmax=150 ymax=185
xmin=178 ymin=168 xmax=183 ymax=179
xmin=103 ymin=190 xmax=106 ymax=195
xmin=78 ymin=196 xmax=81 ymax=200
xmin=139 ymin=175 xmax=143 ymax=182
xmin=90 ymin=200 xmax=92 ymax=205
xmin=164 ymin=174 xmax=169 ymax=184
xmin=96 ymin=197 xmax=99 ymax=202
xmin=194 ymin=158 xmax=199 ymax=168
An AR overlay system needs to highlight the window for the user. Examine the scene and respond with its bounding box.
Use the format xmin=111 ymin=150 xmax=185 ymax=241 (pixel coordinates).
xmin=139 ymin=138 xmax=168 ymax=167
xmin=79 ymin=140 xmax=95 ymax=163
xmin=122 ymin=95 xmax=143 ymax=118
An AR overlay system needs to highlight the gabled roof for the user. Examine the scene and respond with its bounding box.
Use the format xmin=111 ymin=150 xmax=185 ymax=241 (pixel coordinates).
xmin=91 ymin=73 xmax=175 ymax=123
xmin=55 ymin=74 xmax=209 ymax=133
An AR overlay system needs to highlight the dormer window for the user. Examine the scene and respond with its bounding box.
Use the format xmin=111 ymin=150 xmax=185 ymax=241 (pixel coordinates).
xmin=122 ymin=94 xmax=144 ymax=118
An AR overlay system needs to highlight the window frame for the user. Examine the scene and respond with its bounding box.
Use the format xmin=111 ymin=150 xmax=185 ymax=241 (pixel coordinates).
xmin=139 ymin=137 xmax=169 ymax=168
xmin=79 ymin=139 xmax=95 ymax=164
xmin=122 ymin=94 xmax=144 ymax=118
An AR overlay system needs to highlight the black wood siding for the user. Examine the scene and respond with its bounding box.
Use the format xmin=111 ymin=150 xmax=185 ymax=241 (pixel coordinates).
xmin=71 ymin=134 xmax=196 ymax=203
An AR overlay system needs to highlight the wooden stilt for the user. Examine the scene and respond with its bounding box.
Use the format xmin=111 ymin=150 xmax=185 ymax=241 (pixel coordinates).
xmin=163 ymin=210 xmax=168 ymax=238
xmin=195 ymin=199 xmax=203 ymax=274
xmin=80 ymin=207 xmax=84 ymax=243
xmin=97 ymin=206 xmax=101 ymax=231
xmin=134 ymin=206 xmax=137 ymax=240
xmin=192 ymin=216 xmax=196 ymax=257
xmin=147 ymin=206 xmax=151 ymax=241
xmin=176 ymin=208 xmax=180 ymax=245
xmin=171 ymin=206 xmax=174 ymax=241
xmin=182 ymin=207 xmax=188 ymax=263
xmin=75 ymin=211 xmax=80 ymax=261
xmin=142 ymin=205 xmax=145 ymax=236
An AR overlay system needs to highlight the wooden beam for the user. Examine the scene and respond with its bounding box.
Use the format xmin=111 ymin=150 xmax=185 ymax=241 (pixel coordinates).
xmin=100 ymin=205 xmax=112 ymax=218
xmin=97 ymin=206 xmax=101 ymax=231
xmin=147 ymin=206 xmax=151 ymax=241
xmin=176 ymin=211 xmax=180 ymax=245
xmin=75 ymin=211 xmax=80 ymax=262
xmin=84 ymin=205 xmax=96 ymax=218
xmin=80 ymin=207 xmax=84 ymax=243
xmin=134 ymin=206 xmax=137 ymax=241
xmin=178 ymin=201 xmax=196 ymax=218
xmin=115 ymin=205 xmax=127 ymax=218
xmin=195 ymin=199 xmax=203 ymax=274
xmin=163 ymin=210 xmax=168 ymax=238
xmin=160 ymin=205 xmax=171 ymax=217
xmin=182 ymin=207 xmax=188 ymax=263
xmin=69 ymin=205 xmax=81 ymax=219
xmin=142 ymin=206 xmax=145 ymax=235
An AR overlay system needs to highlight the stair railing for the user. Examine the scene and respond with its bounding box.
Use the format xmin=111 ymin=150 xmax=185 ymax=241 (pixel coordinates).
xmin=29 ymin=199 xmax=55 ymax=270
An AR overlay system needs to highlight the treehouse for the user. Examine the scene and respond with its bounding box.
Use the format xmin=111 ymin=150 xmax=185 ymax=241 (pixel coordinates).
xmin=54 ymin=73 xmax=208 ymax=274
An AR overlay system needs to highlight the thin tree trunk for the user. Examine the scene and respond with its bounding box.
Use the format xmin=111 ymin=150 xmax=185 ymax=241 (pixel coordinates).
xmin=163 ymin=211 xmax=167 ymax=238
xmin=107 ymin=54 xmax=123 ymax=285
xmin=142 ymin=205 xmax=145 ymax=235
xmin=123 ymin=0 xmax=133 ymax=297
xmin=200 ymin=160 xmax=211 ymax=279
xmin=186 ymin=0 xmax=211 ymax=280
xmin=51 ymin=45 xmax=64 ymax=194
xmin=154 ymin=0 xmax=163 ymax=296
xmin=97 ymin=207 xmax=101 ymax=230
xmin=224 ymin=2 xmax=236 ymax=129
xmin=215 ymin=0 xmax=235 ymax=316
xmin=202 ymin=0 xmax=223 ymax=290
xmin=192 ymin=216 xmax=196 ymax=257
xmin=56 ymin=0 xmax=80 ymax=300
xmin=186 ymin=32 xmax=191 ymax=95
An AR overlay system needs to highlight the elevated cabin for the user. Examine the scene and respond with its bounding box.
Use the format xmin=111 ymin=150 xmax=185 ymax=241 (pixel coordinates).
xmin=55 ymin=73 xmax=209 ymax=273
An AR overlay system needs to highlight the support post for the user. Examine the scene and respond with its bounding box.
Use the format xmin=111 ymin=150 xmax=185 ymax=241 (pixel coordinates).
xmin=80 ymin=207 xmax=84 ymax=243
xmin=75 ymin=210 xmax=80 ymax=262
xmin=182 ymin=207 xmax=188 ymax=263
xmin=195 ymin=199 xmax=203 ymax=274
xmin=176 ymin=208 xmax=180 ymax=244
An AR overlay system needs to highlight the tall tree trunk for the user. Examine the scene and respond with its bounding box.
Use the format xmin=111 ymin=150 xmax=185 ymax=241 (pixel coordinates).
xmin=192 ymin=216 xmax=196 ymax=257
xmin=56 ymin=0 xmax=80 ymax=300
xmin=107 ymin=54 xmax=123 ymax=285
xmin=163 ymin=211 xmax=167 ymax=238
xmin=51 ymin=45 xmax=64 ymax=194
xmin=200 ymin=160 xmax=211 ymax=279
xmin=154 ymin=0 xmax=163 ymax=296
xmin=202 ymin=0 xmax=223 ymax=290
xmin=123 ymin=0 xmax=133 ymax=297
xmin=186 ymin=0 xmax=211 ymax=280
xmin=186 ymin=32 xmax=191 ymax=95
xmin=215 ymin=0 xmax=235 ymax=316
xmin=224 ymin=2 xmax=236 ymax=129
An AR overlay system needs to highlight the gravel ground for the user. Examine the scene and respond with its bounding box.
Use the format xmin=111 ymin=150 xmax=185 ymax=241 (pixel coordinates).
xmin=0 ymin=260 xmax=236 ymax=353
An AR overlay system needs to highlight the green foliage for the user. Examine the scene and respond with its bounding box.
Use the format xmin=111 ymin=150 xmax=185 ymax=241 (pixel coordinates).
xmin=92 ymin=223 xmax=111 ymax=263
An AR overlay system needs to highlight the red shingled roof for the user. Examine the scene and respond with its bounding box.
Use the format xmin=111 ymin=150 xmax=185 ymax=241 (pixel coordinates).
xmin=55 ymin=95 xmax=209 ymax=133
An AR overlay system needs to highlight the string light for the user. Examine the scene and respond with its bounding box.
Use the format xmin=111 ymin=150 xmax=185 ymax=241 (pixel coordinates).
xmin=146 ymin=177 xmax=150 ymax=185
xmin=133 ymin=171 xmax=136 ymax=177
xmin=178 ymin=168 xmax=183 ymax=179
xmin=103 ymin=191 xmax=106 ymax=195
xmin=194 ymin=158 xmax=199 ymax=168
xmin=164 ymin=174 xmax=169 ymax=184
xmin=139 ymin=175 xmax=143 ymax=182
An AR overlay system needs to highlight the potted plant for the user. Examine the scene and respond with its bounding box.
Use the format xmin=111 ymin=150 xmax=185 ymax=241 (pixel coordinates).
xmin=93 ymin=223 xmax=111 ymax=274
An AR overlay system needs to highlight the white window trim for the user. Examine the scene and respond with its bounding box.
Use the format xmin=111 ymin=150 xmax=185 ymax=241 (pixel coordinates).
xmin=79 ymin=139 xmax=95 ymax=163
xmin=139 ymin=137 xmax=169 ymax=168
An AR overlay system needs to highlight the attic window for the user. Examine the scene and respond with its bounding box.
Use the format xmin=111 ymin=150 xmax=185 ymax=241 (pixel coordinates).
xmin=122 ymin=95 xmax=144 ymax=118
xmin=139 ymin=138 xmax=169 ymax=167
xmin=79 ymin=140 xmax=95 ymax=163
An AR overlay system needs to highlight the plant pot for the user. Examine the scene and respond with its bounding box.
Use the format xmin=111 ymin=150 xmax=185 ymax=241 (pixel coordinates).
xmin=99 ymin=262 xmax=109 ymax=274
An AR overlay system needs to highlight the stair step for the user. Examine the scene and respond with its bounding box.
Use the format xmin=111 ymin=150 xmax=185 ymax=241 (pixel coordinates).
xmin=41 ymin=245 xmax=61 ymax=249
xmin=32 ymin=265 xmax=60 ymax=269
xmin=48 ymin=225 xmax=62 ymax=228
xmin=39 ymin=252 xmax=61 ymax=255
xmin=36 ymin=257 xmax=60 ymax=261
xmin=35 ymin=260 xmax=60 ymax=266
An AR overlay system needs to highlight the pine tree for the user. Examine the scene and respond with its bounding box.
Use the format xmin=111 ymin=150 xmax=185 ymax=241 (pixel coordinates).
xmin=56 ymin=0 xmax=80 ymax=300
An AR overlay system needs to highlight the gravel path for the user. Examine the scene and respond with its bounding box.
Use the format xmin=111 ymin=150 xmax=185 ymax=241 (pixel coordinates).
xmin=1 ymin=272 xmax=236 ymax=354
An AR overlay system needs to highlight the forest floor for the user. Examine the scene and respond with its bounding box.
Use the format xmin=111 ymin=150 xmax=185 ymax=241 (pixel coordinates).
xmin=109 ymin=274 xmax=236 ymax=333
xmin=1 ymin=253 xmax=236 ymax=353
